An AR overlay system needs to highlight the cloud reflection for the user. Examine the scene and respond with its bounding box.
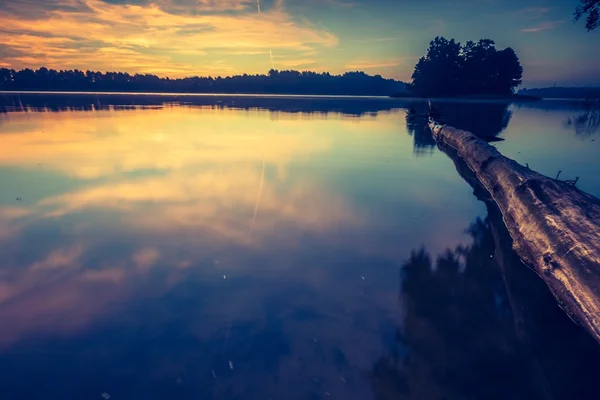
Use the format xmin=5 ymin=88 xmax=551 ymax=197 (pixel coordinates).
xmin=0 ymin=106 xmax=367 ymax=346
xmin=0 ymin=107 xmax=331 ymax=178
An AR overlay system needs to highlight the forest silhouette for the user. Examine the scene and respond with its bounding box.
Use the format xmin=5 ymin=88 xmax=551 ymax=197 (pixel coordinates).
xmin=0 ymin=68 xmax=406 ymax=96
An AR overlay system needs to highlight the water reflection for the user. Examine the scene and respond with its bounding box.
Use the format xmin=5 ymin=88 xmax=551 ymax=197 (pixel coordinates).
xmin=0 ymin=99 xmax=488 ymax=399
xmin=0 ymin=95 xmax=598 ymax=399
xmin=405 ymin=118 xmax=436 ymax=157
xmin=435 ymin=101 xmax=513 ymax=138
xmin=565 ymin=99 xmax=600 ymax=137
xmin=369 ymin=146 xmax=600 ymax=399
xmin=404 ymin=100 xmax=513 ymax=155
xmin=0 ymin=92 xmax=405 ymax=117
xmin=370 ymin=212 xmax=600 ymax=400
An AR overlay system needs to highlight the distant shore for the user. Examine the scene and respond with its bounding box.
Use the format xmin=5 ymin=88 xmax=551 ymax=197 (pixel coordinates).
xmin=389 ymin=92 xmax=542 ymax=101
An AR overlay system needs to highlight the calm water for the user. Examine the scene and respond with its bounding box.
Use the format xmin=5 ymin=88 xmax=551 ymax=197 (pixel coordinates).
xmin=0 ymin=93 xmax=599 ymax=400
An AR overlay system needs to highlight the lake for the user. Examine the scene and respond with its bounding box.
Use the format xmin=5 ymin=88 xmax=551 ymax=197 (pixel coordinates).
xmin=0 ymin=93 xmax=599 ymax=400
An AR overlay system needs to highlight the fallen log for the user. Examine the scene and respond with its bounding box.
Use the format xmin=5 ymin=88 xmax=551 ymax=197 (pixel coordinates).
xmin=428 ymin=119 xmax=600 ymax=344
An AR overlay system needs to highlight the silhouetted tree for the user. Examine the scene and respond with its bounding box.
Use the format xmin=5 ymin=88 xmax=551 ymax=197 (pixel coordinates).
xmin=493 ymin=48 xmax=523 ymax=94
xmin=409 ymin=37 xmax=523 ymax=97
xmin=574 ymin=0 xmax=600 ymax=31
xmin=0 ymin=67 xmax=407 ymax=96
xmin=409 ymin=37 xmax=463 ymax=97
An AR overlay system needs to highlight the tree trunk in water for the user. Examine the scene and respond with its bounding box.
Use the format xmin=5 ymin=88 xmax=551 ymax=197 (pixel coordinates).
xmin=428 ymin=120 xmax=600 ymax=344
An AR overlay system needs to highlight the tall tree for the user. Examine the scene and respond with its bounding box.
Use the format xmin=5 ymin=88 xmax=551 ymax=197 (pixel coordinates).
xmin=491 ymin=48 xmax=523 ymax=94
xmin=574 ymin=0 xmax=600 ymax=31
xmin=459 ymin=39 xmax=498 ymax=94
xmin=410 ymin=36 xmax=462 ymax=97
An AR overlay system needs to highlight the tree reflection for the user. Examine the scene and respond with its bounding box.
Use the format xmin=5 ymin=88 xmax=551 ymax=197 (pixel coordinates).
xmin=0 ymin=92 xmax=409 ymax=117
xmin=369 ymin=216 xmax=537 ymax=400
xmin=405 ymin=100 xmax=513 ymax=155
xmin=565 ymin=98 xmax=600 ymax=137
xmin=369 ymin=147 xmax=600 ymax=400
xmin=406 ymin=118 xmax=436 ymax=156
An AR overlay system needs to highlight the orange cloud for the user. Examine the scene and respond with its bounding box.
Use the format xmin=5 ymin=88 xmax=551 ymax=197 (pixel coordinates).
xmin=30 ymin=244 xmax=86 ymax=271
xmin=0 ymin=0 xmax=338 ymax=76
xmin=521 ymin=20 xmax=564 ymax=33
xmin=346 ymin=58 xmax=413 ymax=70
xmin=133 ymin=247 xmax=161 ymax=269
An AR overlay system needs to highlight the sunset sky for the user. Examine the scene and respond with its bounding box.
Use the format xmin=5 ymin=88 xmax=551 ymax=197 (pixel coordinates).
xmin=0 ymin=0 xmax=598 ymax=87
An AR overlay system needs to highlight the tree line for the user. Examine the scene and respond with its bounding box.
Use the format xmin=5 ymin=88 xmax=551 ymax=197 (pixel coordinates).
xmin=0 ymin=68 xmax=407 ymax=96
xmin=518 ymin=87 xmax=600 ymax=99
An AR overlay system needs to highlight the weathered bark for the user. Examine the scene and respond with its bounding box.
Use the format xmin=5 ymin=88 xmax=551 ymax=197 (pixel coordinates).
xmin=441 ymin=141 xmax=600 ymax=396
xmin=429 ymin=120 xmax=600 ymax=344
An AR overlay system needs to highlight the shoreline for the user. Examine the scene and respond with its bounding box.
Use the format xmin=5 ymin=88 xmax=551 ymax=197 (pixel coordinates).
xmin=0 ymin=90 xmax=393 ymax=99
xmin=390 ymin=93 xmax=542 ymax=101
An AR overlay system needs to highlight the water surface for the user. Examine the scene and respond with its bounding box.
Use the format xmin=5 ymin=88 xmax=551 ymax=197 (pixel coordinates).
xmin=0 ymin=93 xmax=599 ymax=399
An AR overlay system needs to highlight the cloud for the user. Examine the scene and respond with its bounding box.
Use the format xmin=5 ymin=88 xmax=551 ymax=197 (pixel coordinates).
xmin=346 ymin=61 xmax=400 ymax=69
xmin=133 ymin=247 xmax=160 ymax=269
xmin=0 ymin=207 xmax=31 ymax=220
xmin=30 ymin=244 xmax=86 ymax=271
xmin=277 ymin=58 xmax=317 ymax=68
xmin=353 ymin=37 xmax=397 ymax=44
xmin=517 ymin=7 xmax=551 ymax=20
xmin=521 ymin=20 xmax=564 ymax=33
xmin=216 ymin=49 xmax=271 ymax=56
xmin=322 ymin=0 xmax=356 ymax=8
xmin=429 ymin=18 xmax=447 ymax=33
xmin=346 ymin=57 xmax=413 ymax=70
xmin=158 ymin=0 xmax=255 ymax=13
xmin=0 ymin=0 xmax=338 ymax=76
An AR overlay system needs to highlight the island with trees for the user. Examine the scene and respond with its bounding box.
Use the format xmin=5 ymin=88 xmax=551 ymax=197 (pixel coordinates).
xmin=393 ymin=36 xmax=537 ymax=100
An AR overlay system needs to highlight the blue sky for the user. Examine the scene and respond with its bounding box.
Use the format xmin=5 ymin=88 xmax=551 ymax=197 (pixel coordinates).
xmin=0 ymin=0 xmax=597 ymax=87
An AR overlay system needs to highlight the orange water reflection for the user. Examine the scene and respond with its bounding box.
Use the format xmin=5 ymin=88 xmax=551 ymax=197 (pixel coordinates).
xmin=0 ymin=107 xmax=372 ymax=346
xmin=0 ymin=105 xmax=481 ymax=351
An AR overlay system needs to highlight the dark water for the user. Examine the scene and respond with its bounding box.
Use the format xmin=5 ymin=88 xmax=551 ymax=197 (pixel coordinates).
xmin=0 ymin=93 xmax=599 ymax=400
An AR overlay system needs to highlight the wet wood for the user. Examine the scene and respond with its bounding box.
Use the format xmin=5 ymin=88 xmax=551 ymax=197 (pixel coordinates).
xmin=428 ymin=119 xmax=600 ymax=344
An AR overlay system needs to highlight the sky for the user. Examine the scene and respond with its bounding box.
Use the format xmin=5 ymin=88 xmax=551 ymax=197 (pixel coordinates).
xmin=0 ymin=0 xmax=598 ymax=87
